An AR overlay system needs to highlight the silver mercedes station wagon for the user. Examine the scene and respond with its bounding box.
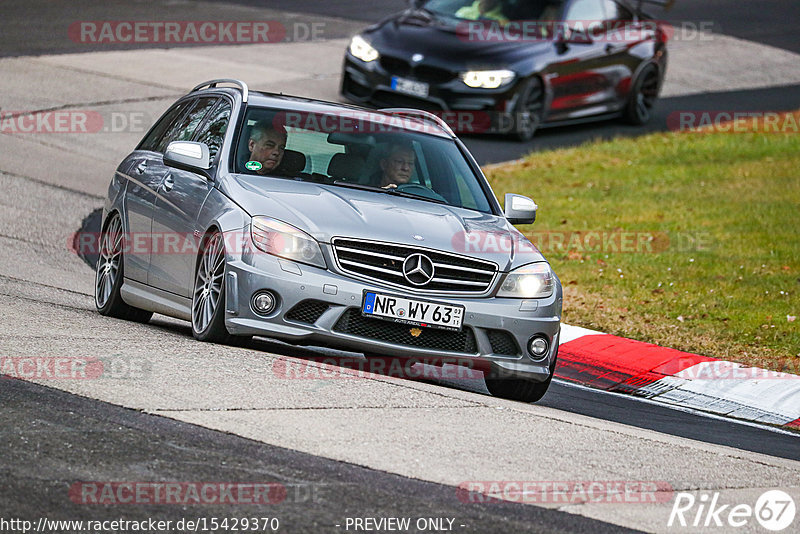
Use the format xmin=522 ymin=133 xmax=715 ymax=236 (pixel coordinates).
xmin=95 ymin=79 xmax=563 ymax=402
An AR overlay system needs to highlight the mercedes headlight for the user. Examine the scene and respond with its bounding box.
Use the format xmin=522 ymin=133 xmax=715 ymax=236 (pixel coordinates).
xmin=460 ymin=69 xmax=516 ymax=89
xmin=497 ymin=263 xmax=554 ymax=298
xmin=349 ymin=35 xmax=379 ymax=62
xmin=251 ymin=217 xmax=326 ymax=269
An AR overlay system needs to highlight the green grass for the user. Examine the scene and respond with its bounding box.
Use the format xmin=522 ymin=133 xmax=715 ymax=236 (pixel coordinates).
xmin=485 ymin=115 xmax=800 ymax=371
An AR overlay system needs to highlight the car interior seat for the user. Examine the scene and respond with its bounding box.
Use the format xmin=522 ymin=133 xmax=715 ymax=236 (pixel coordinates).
xmin=273 ymin=150 xmax=307 ymax=177
xmin=327 ymin=153 xmax=366 ymax=182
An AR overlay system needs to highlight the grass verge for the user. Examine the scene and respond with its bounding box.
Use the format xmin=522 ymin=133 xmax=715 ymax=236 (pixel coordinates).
xmin=484 ymin=111 xmax=800 ymax=372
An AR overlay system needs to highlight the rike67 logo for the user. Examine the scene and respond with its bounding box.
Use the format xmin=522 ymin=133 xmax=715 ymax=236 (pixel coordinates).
xmin=669 ymin=490 xmax=796 ymax=531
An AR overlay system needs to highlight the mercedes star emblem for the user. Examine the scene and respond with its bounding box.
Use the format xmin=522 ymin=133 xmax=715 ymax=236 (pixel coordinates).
xmin=402 ymin=253 xmax=435 ymax=286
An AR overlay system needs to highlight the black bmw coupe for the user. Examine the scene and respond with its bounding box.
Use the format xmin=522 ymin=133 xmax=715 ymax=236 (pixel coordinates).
xmin=342 ymin=0 xmax=672 ymax=140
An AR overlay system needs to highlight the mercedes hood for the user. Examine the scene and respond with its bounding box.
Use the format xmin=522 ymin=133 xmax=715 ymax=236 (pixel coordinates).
xmin=220 ymin=175 xmax=545 ymax=272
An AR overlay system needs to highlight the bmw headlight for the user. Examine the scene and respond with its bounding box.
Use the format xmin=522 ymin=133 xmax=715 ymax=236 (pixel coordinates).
xmin=497 ymin=263 xmax=554 ymax=298
xmin=349 ymin=35 xmax=379 ymax=62
xmin=251 ymin=217 xmax=326 ymax=269
xmin=461 ymin=70 xmax=516 ymax=89
xmin=460 ymin=69 xmax=516 ymax=89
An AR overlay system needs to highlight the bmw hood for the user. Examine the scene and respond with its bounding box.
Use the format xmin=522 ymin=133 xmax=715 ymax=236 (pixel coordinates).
xmin=221 ymin=175 xmax=545 ymax=271
xmin=363 ymin=10 xmax=551 ymax=70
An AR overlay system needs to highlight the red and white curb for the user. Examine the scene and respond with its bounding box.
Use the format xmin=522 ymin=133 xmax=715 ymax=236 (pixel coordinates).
xmin=557 ymin=325 xmax=800 ymax=430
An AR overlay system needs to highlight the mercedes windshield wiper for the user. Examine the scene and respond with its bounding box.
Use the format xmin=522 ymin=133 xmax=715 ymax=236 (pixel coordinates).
xmin=330 ymin=181 xmax=447 ymax=205
xmin=330 ymin=181 xmax=386 ymax=192
xmin=385 ymin=189 xmax=447 ymax=204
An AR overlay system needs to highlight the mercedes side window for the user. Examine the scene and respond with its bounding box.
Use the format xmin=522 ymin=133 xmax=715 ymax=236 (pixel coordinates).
xmin=155 ymin=97 xmax=217 ymax=154
xmin=137 ymin=101 xmax=190 ymax=152
xmin=193 ymin=99 xmax=232 ymax=162
xmin=284 ymin=128 xmax=345 ymax=174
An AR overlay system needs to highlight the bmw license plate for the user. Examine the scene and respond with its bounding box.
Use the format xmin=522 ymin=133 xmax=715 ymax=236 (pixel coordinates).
xmin=391 ymin=76 xmax=429 ymax=98
xmin=362 ymin=291 xmax=464 ymax=331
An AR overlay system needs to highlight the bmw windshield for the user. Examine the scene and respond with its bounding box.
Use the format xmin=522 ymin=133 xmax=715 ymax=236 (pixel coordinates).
xmin=420 ymin=0 xmax=561 ymax=22
xmin=235 ymin=107 xmax=495 ymax=214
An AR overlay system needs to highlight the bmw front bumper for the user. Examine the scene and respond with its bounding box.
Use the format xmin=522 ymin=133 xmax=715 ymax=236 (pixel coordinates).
xmin=341 ymin=53 xmax=521 ymax=114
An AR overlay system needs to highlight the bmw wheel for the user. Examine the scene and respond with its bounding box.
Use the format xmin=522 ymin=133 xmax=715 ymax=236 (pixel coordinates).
xmin=623 ymin=64 xmax=660 ymax=126
xmin=192 ymin=230 xmax=232 ymax=343
xmin=509 ymin=76 xmax=545 ymax=142
xmin=95 ymin=212 xmax=153 ymax=323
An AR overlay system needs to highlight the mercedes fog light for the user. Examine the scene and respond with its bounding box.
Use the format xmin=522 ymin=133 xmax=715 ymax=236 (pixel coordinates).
xmin=528 ymin=336 xmax=549 ymax=360
xmin=252 ymin=291 xmax=277 ymax=316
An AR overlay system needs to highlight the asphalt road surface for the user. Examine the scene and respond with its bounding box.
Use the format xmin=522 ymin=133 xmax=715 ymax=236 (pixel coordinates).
xmin=4 ymin=1 xmax=796 ymax=56
xmin=1 ymin=1 xmax=799 ymax=532
xmin=464 ymin=83 xmax=800 ymax=164
xmin=228 ymin=0 xmax=800 ymax=54
xmin=3 ymin=0 xmax=798 ymax=166
xmin=1 ymin=378 xmax=635 ymax=533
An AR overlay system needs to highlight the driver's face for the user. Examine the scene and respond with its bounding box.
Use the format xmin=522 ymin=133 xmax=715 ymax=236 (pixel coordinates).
xmin=380 ymin=148 xmax=415 ymax=185
xmin=479 ymin=0 xmax=500 ymax=12
xmin=248 ymin=129 xmax=286 ymax=174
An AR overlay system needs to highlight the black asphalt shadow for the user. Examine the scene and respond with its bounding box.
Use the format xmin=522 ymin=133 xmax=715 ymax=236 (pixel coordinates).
xmin=0 ymin=377 xmax=641 ymax=533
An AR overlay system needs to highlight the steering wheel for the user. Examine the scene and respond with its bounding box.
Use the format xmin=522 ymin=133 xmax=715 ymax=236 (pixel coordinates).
xmin=394 ymin=183 xmax=448 ymax=203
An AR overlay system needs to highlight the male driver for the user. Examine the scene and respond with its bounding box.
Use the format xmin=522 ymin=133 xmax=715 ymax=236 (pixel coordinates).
xmin=378 ymin=142 xmax=416 ymax=188
xmin=247 ymin=121 xmax=286 ymax=174
xmin=455 ymin=0 xmax=509 ymax=24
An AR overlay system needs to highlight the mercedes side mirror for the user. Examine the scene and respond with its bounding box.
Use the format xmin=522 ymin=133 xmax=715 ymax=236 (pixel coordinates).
xmin=504 ymin=194 xmax=537 ymax=225
xmin=163 ymin=141 xmax=212 ymax=178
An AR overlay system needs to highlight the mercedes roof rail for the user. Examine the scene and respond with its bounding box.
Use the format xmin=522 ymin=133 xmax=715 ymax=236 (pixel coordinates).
xmin=191 ymin=79 xmax=249 ymax=103
xmin=378 ymin=107 xmax=456 ymax=137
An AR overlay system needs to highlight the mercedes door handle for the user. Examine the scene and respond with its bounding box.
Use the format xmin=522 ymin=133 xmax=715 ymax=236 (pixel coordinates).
xmin=162 ymin=174 xmax=175 ymax=192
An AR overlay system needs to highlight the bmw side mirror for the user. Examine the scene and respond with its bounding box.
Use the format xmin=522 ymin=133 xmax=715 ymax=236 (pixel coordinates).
xmin=504 ymin=193 xmax=537 ymax=225
xmin=163 ymin=141 xmax=212 ymax=178
xmin=559 ymin=26 xmax=594 ymax=45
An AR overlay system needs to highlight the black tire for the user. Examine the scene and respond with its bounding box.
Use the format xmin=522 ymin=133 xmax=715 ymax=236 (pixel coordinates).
xmin=623 ymin=64 xmax=660 ymax=126
xmin=95 ymin=213 xmax=153 ymax=323
xmin=508 ymin=76 xmax=545 ymax=142
xmin=191 ymin=230 xmax=233 ymax=343
xmin=484 ymin=346 xmax=558 ymax=403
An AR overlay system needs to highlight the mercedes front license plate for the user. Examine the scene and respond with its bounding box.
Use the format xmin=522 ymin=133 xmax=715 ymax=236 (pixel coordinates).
xmin=362 ymin=291 xmax=464 ymax=331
